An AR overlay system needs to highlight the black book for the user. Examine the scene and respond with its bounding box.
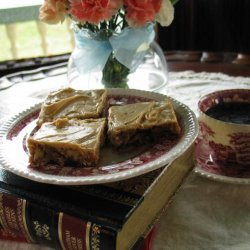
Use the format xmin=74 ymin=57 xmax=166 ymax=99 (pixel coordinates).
xmin=0 ymin=146 xmax=193 ymax=250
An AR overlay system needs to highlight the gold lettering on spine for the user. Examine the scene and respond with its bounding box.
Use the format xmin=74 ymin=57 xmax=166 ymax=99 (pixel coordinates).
xmin=33 ymin=221 xmax=51 ymax=240
xmin=65 ymin=230 xmax=72 ymax=250
xmin=91 ymin=224 xmax=100 ymax=250
xmin=58 ymin=213 xmax=66 ymax=250
xmin=77 ymin=237 xmax=83 ymax=249
xmin=71 ymin=235 xmax=77 ymax=249
xmin=0 ymin=194 xmax=8 ymax=231
xmin=5 ymin=206 xmax=17 ymax=230
xmin=59 ymin=213 xmax=85 ymax=250
xmin=21 ymin=200 xmax=34 ymax=243
xmin=0 ymin=194 xmax=12 ymax=238
xmin=0 ymin=194 xmax=16 ymax=238
xmin=86 ymin=222 xmax=91 ymax=250
xmin=5 ymin=201 xmax=21 ymax=233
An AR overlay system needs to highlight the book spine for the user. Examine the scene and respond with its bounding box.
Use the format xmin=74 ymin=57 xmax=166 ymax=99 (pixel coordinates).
xmin=0 ymin=192 xmax=34 ymax=243
xmin=0 ymin=223 xmax=28 ymax=242
xmin=58 ymin=213 xmax=116 ymax=250
xmin=25 ymin=200 xmax=61 ymax=249
xmin=0 ymin=191 xmax=117 ymax=250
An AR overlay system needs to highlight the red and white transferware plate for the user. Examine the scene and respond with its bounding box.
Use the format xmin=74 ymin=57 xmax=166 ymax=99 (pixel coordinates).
xmin=0 ymin=89 xmax=198 ymax=185
xmin=194 ymin=137 xmax=250 ymax=184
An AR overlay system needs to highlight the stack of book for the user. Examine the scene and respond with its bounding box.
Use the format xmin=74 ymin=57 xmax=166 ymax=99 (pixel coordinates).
xmin=0 ymin=146 xmax=194 ymax=250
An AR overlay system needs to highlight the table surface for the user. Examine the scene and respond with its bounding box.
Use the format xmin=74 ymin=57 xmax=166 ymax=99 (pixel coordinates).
xmin=0 ymin=55 xmax=250 ymax=250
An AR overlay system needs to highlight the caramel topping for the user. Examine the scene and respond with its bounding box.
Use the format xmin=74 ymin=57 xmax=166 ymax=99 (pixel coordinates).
xmin=109 ymin=102 xmax=154 ymax=127
xmin=54 ymin=118 xmax=69 ymax=128
xmin=109 ymin=101 xmax=177 ymax=130
xmin=37 ymin=88 xmax=107 ymax=126
xmin=33 ymin=118 xmax=106 ymax=148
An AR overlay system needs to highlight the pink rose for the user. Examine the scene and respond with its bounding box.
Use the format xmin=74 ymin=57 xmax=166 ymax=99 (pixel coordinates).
xmin=39 ymin=0 xmax=68 ymax=24
xmin=124 ymin=0 xmax=163 ymax=28
xmin=69 ymin=0 xmax=122 ymax=25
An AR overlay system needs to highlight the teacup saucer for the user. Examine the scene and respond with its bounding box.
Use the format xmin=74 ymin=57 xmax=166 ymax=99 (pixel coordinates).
xmin=194 ymin=138 xmax=250 ymax=184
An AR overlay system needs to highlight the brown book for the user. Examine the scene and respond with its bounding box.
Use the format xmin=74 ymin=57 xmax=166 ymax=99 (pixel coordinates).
xmin=0 ymin=146 xmax=194 ymax=250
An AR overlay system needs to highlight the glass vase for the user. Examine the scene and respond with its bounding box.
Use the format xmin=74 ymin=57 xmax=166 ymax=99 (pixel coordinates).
xmin=67 ymin=25 xmax=168 ymax=91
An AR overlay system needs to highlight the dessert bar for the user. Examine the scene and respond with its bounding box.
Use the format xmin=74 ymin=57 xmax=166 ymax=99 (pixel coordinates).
xmin=108 ymin=100 xmax=181 ymax=146
xmin=28 ymin=118 xmax=106 ymax=167
xmin=37 ymin=88 xmax=107 ymax=126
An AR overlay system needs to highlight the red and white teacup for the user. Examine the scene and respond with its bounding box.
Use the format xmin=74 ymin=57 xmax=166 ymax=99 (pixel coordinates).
xmin=198 ymin=89 xmax=250 ymax=166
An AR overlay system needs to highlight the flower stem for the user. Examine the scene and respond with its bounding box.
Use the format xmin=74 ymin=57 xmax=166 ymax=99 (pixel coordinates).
xmin=102 ymin=53 xmax=129 ymax=88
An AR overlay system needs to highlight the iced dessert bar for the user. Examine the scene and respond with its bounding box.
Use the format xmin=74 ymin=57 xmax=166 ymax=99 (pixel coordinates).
xmin=107 ymin=100 xmax=181 ymax=146
xmin=37 ymin=88 xmax=107 ymax=126
xmin=28 ymin=118 xmax=106 ymax=167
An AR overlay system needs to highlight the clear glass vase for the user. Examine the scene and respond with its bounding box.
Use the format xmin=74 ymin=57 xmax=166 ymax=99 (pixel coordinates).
xmin=67 ymin=26 xmax=168 ymax=91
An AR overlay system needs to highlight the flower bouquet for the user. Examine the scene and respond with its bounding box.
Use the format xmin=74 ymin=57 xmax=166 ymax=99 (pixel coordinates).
xmin=40 ymin=0 xmax=178 ymax=89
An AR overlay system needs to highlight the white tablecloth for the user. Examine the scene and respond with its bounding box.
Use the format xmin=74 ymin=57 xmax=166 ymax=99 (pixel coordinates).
xmin=0 ymin=70 xmax=250 ymax=250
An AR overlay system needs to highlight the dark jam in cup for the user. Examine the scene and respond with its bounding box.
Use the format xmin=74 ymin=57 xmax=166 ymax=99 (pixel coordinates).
xmin=205 ymin=102 xmax=250 ymax=124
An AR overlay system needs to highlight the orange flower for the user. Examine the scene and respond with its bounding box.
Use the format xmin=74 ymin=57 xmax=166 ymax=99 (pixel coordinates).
xmin=69 ymin=0 xmax=122 ymax=25
xmin=124 ymin=0 xmax=163 ymax=28
xmin=39 ymin=0 xmax=68 ymax=24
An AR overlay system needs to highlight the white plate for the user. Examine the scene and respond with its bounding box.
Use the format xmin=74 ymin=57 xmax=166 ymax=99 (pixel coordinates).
xmin=0 ymin=88 xmax=198 ymax=185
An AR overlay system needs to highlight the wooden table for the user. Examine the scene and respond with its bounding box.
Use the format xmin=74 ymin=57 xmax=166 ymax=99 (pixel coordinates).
xmin=166 ymin=51 xmax=250 ymax=77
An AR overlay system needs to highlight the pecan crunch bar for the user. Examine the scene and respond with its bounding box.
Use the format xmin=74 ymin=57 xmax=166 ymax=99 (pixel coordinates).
xmin=107 ymin=101 xmax=180 ymax=146
xmin=37 ymin=88 xmax=107 ymax=126
xmin=28 ymin=118 xmax=106 ymax=167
